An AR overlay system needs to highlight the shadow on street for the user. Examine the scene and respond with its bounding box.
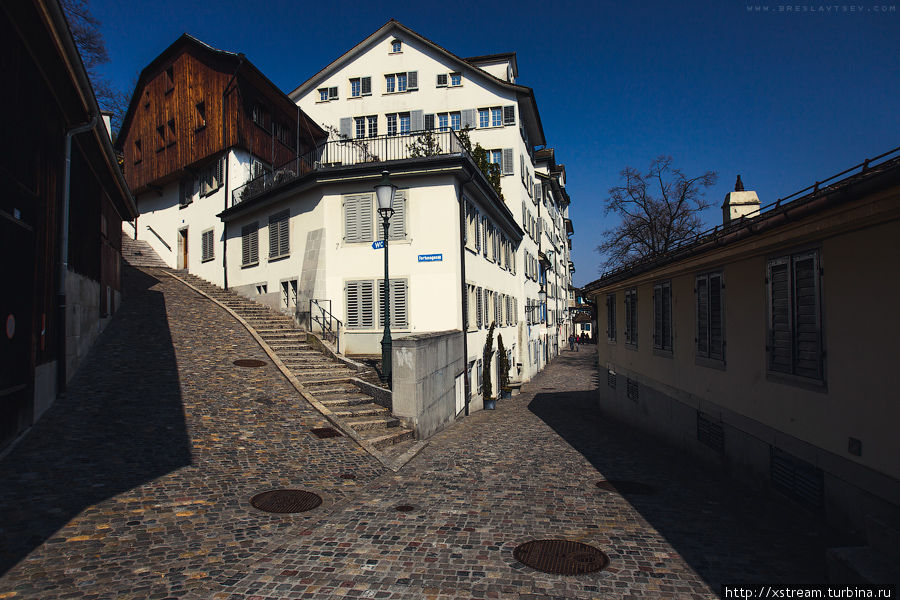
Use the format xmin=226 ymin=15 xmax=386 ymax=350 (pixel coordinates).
xmin=0 ymin=267 xmax=192 ymax=575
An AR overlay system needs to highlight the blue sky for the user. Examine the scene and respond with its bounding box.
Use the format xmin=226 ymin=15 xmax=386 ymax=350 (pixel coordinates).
xmin=91 ymin=0 xmax=899 ymax=287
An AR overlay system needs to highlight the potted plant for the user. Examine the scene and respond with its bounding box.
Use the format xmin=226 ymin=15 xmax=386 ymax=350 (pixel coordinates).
xmin=497 ymin=333 xmax=511 ymax=399
xmin=482 ymin=322 xmax=496 ymax=410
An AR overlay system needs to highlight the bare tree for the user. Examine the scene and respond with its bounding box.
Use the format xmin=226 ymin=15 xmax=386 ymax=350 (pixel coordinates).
xmin=60 ymin=0 xmax=128 ymax=136
xmin=597 ymin=156 xmax=717 ymax=269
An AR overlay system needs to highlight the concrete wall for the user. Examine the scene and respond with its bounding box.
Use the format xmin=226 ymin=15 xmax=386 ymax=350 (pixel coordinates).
xmin=392 ymin=330 xmax=465 ymax=439
xmin=65 ymin=270 xmax=101 ymax=383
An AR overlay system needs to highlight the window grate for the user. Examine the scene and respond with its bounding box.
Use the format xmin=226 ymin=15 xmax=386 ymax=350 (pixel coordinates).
xmin=626 ymin=377 xmax=638 ymax=401
xmin=697 ymin=412 xmax=724 ymax=453
xmin=607 ymin=370 xmax=616 ymax=389
xmin=770 ymin=447 xmax=824 ymax=509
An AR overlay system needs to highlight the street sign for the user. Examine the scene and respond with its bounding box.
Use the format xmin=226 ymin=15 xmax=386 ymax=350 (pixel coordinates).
xmin=372 ymin=240 xmax=384 ymax=249
xmin=418 ymin=253 xmax=442 ymax=262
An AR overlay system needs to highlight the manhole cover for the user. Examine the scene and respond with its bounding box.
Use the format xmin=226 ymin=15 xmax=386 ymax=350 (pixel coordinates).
xmin=513 ymin=539 xmax=609 ymax=575
xmin=250 ymin=489 xmax=322 ymax=513
xmin=310 ymin=427 xmax=342 ymax=438
xmin=595 ymin=480 xmax=656 ymax=494
xmin=394 ymin=504 xmax=415 ymax=512
xmin=234 ymin=359 xmax=267 ymax=368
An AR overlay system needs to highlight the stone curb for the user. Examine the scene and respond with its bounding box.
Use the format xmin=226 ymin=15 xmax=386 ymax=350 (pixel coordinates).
xmin=162 ymin=269 xmax=408 ymax=469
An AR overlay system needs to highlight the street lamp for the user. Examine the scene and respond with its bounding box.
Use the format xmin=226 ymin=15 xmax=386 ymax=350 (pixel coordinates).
xmin=539 ymin=283 xmax=547 ymax=324
xmin=374 ymin=170 xmax=397 ymax=384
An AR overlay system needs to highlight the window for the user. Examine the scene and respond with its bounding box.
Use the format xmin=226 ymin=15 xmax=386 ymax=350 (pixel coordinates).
xmin=318 ymin=88 xmax=328 ymax=102
xmin=318 ymin=86 xmax=338 ymax=101
xmin=201 ymin=229 xmax=214 ymax=262
xmin=241 ymin=222 xmax=259 ymax=266
xmin=367 ymin=115 xmax=378 ymax=138
xmin=251 ymin=156 xmax=270 ymax=180
xmin=624 ymin=288 xmax=637 ymax=346
xmin=397 ymin=72 xmax=407 ymax=92
xmin=653 ymin=281 xmax=672 ymax=352
xmin=378 ymin=278 xmax=409 ymax=328
xmin=355 ymin=117 xmax=366 ymax=139
xmin=391 ymin=39 xmax=402 ymax=53
xmin=282 ymin=279 xmax=298 ymax=309
xmin=399 ymin=112 xmax=410 ymax=134
xmin=488 ymin=149 xmax=502 ymax=167
xmin=767 ymin=250 xmax=822 ymax=380
xmin=385 ymin=74 xmax=395 ymax=93
xmin=251 ymin=103 xmax=269 ymax=130
xmin=195 ymin=102 xmax=206 ymax=129
xmin=450 ymin=72 xmax=461 ymax=86
xmin=346 ymin=280 xmax=375 ymax=329
xmin=134 ymin=139 xmax=142 ymax=164
xmin=351 ymin=78 xmax=361 ymax=97
xmin=179 ymin=177 xmax=193 ymax=208
xmin=375 ymin=190 xmax=407 ymax=240
xmin=478 ymin=108 xmax=489 ymax=128
xmin=450 ymin=112 xmax=461 ymax=131
xmin=268 ymin=210 xmax=289 ymax=259
xmin=199 ymin=156 xmax=223 ymax=196
xmin=606 ymin=293 xmax=616 ymax=341
xmin=503 ymin=105 xmax=515 ymax=126
xmin=344 ymin=193 xmax=374 ymax=243
xmin=467 ymin=284 xmax=477 ymax=331
xmin=491 ymin=107 xmax=502 ymax=127
xmin=438 ymin=113 xmax=449 ymax=131
xmin=696 ymin=272 xmax=724 ymax=362
xmin=386 ymin=113 xmax=397 ymax=136
xmin=436 ymin=73 xmax=448 ymax=87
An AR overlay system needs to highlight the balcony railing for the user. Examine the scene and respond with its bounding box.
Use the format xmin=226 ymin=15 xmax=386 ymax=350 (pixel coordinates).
xmin=232 ymin=129 xmax=467 ymax=207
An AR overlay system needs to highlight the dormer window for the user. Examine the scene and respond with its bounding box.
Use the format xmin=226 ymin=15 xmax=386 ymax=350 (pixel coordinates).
xmin=134 ymin=139 xmax=142 ymax=164
xmin=391 ymin=39 xmax=402 ymax=53
xmin=450 ymin=72 xmax=461 ymax=86
xmin=318 ymin=87 xmax=338 ymax=102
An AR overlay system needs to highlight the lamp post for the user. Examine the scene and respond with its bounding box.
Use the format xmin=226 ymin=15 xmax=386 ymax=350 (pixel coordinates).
xmin=539 ymin=283 xmax=547 ymax=324
xmin=374 ymin=170 xmax=397 ymax=384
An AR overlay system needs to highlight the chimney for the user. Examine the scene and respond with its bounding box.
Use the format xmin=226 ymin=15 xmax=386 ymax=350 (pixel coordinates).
xmin=722 ymin=174 xmax=760 ymax=224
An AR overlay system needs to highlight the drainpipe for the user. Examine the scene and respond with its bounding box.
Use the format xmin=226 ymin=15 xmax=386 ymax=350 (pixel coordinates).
xmin=458 ymin=166 xmax=476 ymax=416
xmin=222 ymin=58 xmax=244 ymax=291
xmin=59 ymin=114 xmax=98 ymax=394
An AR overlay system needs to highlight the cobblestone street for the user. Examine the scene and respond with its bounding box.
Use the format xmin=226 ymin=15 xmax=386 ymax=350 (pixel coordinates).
xmin=0 ymin=267 xmax=836 ymax=599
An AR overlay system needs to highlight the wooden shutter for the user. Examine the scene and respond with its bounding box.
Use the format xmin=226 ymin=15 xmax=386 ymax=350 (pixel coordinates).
xmin=503 ymin=105 xmax=515 ymax=126
xmin=662 ymin=283 xmax=672 ymax=350
xmin=502 ymin=148 xmax=513 ymax=176
xmin=241 ymin=222 xmax=258 ymax=265
xmin=607 ymin=293 xmax=616 ymax=340
xmin=410 ymin=110 xmax=424 ymax=131
xmin=697 ymin=275 xmax=709 ymax=356
xmin=278 ymin=212 xmax=289 ymax=256
xmin=407 ymin=71 xmax=418 ymax=89
xmin=339 ymin=117 xmax=352 ymax=138
xmin=709 ymin=273 xmax=723 ymax=359
xmin=793 ymin=253 xmax=821 ymax=378
xmin=344 ymin=194 xmax=372 ymax=243
xmin=654 ymin=284 xmax=662 ymax=348
xmin=461 ymin=109 xmax=476 ymax=129
xmin=268 ymin=210 xmax=289 ymax=258
xmin=215 ymin=156 xmax=223 ymax=190
xmin=377 ymin=190 xmax=406 ymax=240
xmin=347 ymin=280 xmax=374 ymax=329
xmin=534 ymin=182 xmax=542 ymax=200
xmin=361 ymin=76 xmax=371 ymax=95
xmin=768 ymin=259 xmax=791 ymax=372
xmin=476 ymin=287 xmax=483 ymax=327
xmin=378 ymin=279 xmax=408 ymax=328
xmin=475 ymin=210 xmax=481 ymax=250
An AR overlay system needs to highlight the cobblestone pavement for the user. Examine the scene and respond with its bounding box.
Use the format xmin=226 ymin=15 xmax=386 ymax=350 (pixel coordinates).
xmin=1 ymin=270 xmax=837 ymax=599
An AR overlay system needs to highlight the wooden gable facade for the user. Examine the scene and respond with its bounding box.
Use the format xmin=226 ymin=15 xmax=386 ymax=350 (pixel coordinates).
xmin=117 ymin=35 xmax=325 ymax=195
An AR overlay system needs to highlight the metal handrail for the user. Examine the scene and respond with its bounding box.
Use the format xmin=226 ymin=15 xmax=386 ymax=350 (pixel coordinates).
xmin=309 ymin=299 xmax=343 ymax=354
xmin=146 ymin=225 xmax=171 ymax=251
xmin=232 ymin=129 xmax=467 ymax=207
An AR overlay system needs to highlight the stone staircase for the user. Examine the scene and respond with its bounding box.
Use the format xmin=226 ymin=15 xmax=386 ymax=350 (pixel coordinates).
xmin=170 ymin=271 xmax=415 ymax=452
xmin=121 ymin=236 xmax=169 ymax=268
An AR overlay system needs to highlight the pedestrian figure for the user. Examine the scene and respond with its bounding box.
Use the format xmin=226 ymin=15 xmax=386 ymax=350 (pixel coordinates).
xmin=568 ymin=334 xmax=575 ymax=351
xmin=574 ymin=335 xmax=579 ymax=352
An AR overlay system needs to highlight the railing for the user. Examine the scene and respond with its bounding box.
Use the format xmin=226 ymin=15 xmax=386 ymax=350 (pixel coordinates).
xmin=309 ymin=299 xmax=342 ymax=354
xmin=146 ymin=225 xmax=171 ymax=251
xmin=232 ymin=129 xmax=467 ymax=207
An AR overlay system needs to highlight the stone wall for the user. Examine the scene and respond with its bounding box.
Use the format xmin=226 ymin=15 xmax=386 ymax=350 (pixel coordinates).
xmin=392 ymin=330 xmax=464 ymax=440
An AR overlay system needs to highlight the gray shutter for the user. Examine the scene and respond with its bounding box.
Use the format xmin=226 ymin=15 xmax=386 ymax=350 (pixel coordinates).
xmin=407 ymin=70 xmax=418 ymax=90
xmin=269 ymin=213 xmax=279 ymax=257
xmin=249 ymin=224 xmax=258 ymax=263
xmin=279 ymin=212 xmax=289 ymax=256
xmin=793 ymin=253 xmax=821 ymax=378
xmin=380 ymin=279 xmax=408 ymax=328
xmin=215 ymin=157 xmax=224 ymax=190
xmin=502 ymin=148 xmax=513 ymax=175
xmin=709 ymin=273 xmax=723 ymax=359
xmin=768 ymin=259 xmax=791 ymax=372
xmin=339 ymin=117 xmax=352 ymax=138
xmin=410 ymin=110 xmax=424 ymax=132
xmin=461 ymin=109 xmax=476 ymax=129
xmin=503 ymin=105 xmax=515 ymax=126
xmin=361 ymin=76 xmax=371 ymax=95
xmin=347 ymin=281 xmax=361 ymax=328
xmin=662 ymin=283 xmax=672 ymax=350
xmin=377 ymin=190 xmax=406 ymax=240
xmin=520 ymin=154 xmax=525 ymax=182
xmin=697 ymin=276 xmax=709 ymax=356
xmin=476 ymin=287 xmax=483 ymax=327
xmin=345 ymin=194 xmax=373 ymax=243
xmin=424 ymin=114 xmax=435 ymax=130
xmin=475 ymin=210 xmax=481 ymax=250
xmin=653 ymin=284 xmax=662 ymax=348
xmin=534 ymin=181 xmax=542 ymax=201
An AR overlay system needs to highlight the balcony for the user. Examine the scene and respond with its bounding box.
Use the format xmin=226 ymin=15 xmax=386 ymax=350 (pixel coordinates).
xmin=232 ymin=129 xmax=467 ymax=207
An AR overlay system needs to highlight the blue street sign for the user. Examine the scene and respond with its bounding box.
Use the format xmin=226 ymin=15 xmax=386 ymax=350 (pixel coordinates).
xmin=418 ymin=253 xmax=442 ymax=262
xmin=372 ymin=240 xmax=385 ymax=249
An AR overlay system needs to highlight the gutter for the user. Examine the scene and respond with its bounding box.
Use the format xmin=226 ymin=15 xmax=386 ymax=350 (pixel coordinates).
xmin=59 ymin=114 xmax=99 ymax=393
xmin=458 ymin=168 xmax=476 ymax=416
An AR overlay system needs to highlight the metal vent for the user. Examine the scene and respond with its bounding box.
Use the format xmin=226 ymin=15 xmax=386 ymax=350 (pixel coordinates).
xmin=626 ymin=378 xmax=638 ymax=401
xmin=770 ymin=447 xmax=824 ymax=509
xmin=607 ymin=370 xmax=616 ymax=389
xmin=697 ymin=412 xmax=724 ymax=453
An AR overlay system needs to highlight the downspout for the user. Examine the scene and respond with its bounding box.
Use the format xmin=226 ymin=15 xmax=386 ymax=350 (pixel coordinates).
xmin=222 ymin=57 xmax=244 ymax=290
xmin=458 ymin=166 xmax=476 ymax=416
xmin=59 ymin=114 xmax=98 ymax=394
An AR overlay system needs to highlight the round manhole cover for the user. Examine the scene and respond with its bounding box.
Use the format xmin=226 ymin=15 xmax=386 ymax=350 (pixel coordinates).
xmin=250 ymin=490 xmax=322 ymax=513
xmin=513 ymin=539 xmax=609 ymax=575
xmin=595 ymin=480 xmax=656 ymax=494
xmin=234 ymin=359 xmax=267 ymax=368
xmin=394 ymin=504 xmax=415 ymax=512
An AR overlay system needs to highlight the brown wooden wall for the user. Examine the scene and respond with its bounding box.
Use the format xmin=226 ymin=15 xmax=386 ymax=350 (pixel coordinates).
xmin=121 ymin=44 xmax=309 ymax=194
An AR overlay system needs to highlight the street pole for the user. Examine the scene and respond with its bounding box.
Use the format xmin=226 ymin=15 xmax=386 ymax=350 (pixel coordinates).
xmin=381 ymin=212 xmax=392 ymax=383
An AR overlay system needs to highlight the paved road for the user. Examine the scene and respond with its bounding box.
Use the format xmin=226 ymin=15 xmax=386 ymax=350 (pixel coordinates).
xmin=0 ymin=268 xmax=835 ymax=599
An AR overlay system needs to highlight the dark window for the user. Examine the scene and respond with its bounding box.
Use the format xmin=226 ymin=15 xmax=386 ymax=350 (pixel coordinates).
xmin=767 ymin=250 xmax=822 ymax=380
xmin=195 ymin=101 xmax=206 ymax=129
xmin=134 ymin=139 xmax=142 ymax=163
xmin=624 ymin=288 xmax=637 ymax=346
xmin=696 ymin=272 xmax=724 ymax=361
xmin=653 ymin=281 xmax=673 ymax=352
xmin=166 ymin=119 xmax=175 ymax=146
xmin=165 ymin=65 xmax=174 ymax=93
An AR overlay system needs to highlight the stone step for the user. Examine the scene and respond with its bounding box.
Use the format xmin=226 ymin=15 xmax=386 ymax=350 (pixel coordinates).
xmin=344 ymin=416 xmax=400 ymax=431
xmin=358 ymin=428 xmax=415 ymax=449
xmin=331 ymin=403 xmax=388 ymax=418
xmin=317 ymin=394 xmax=373 ymax=407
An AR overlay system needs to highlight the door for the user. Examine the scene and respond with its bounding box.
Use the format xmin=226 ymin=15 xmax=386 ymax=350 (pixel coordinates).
xmin=177 ymin=228 xmax=188 ymax=269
